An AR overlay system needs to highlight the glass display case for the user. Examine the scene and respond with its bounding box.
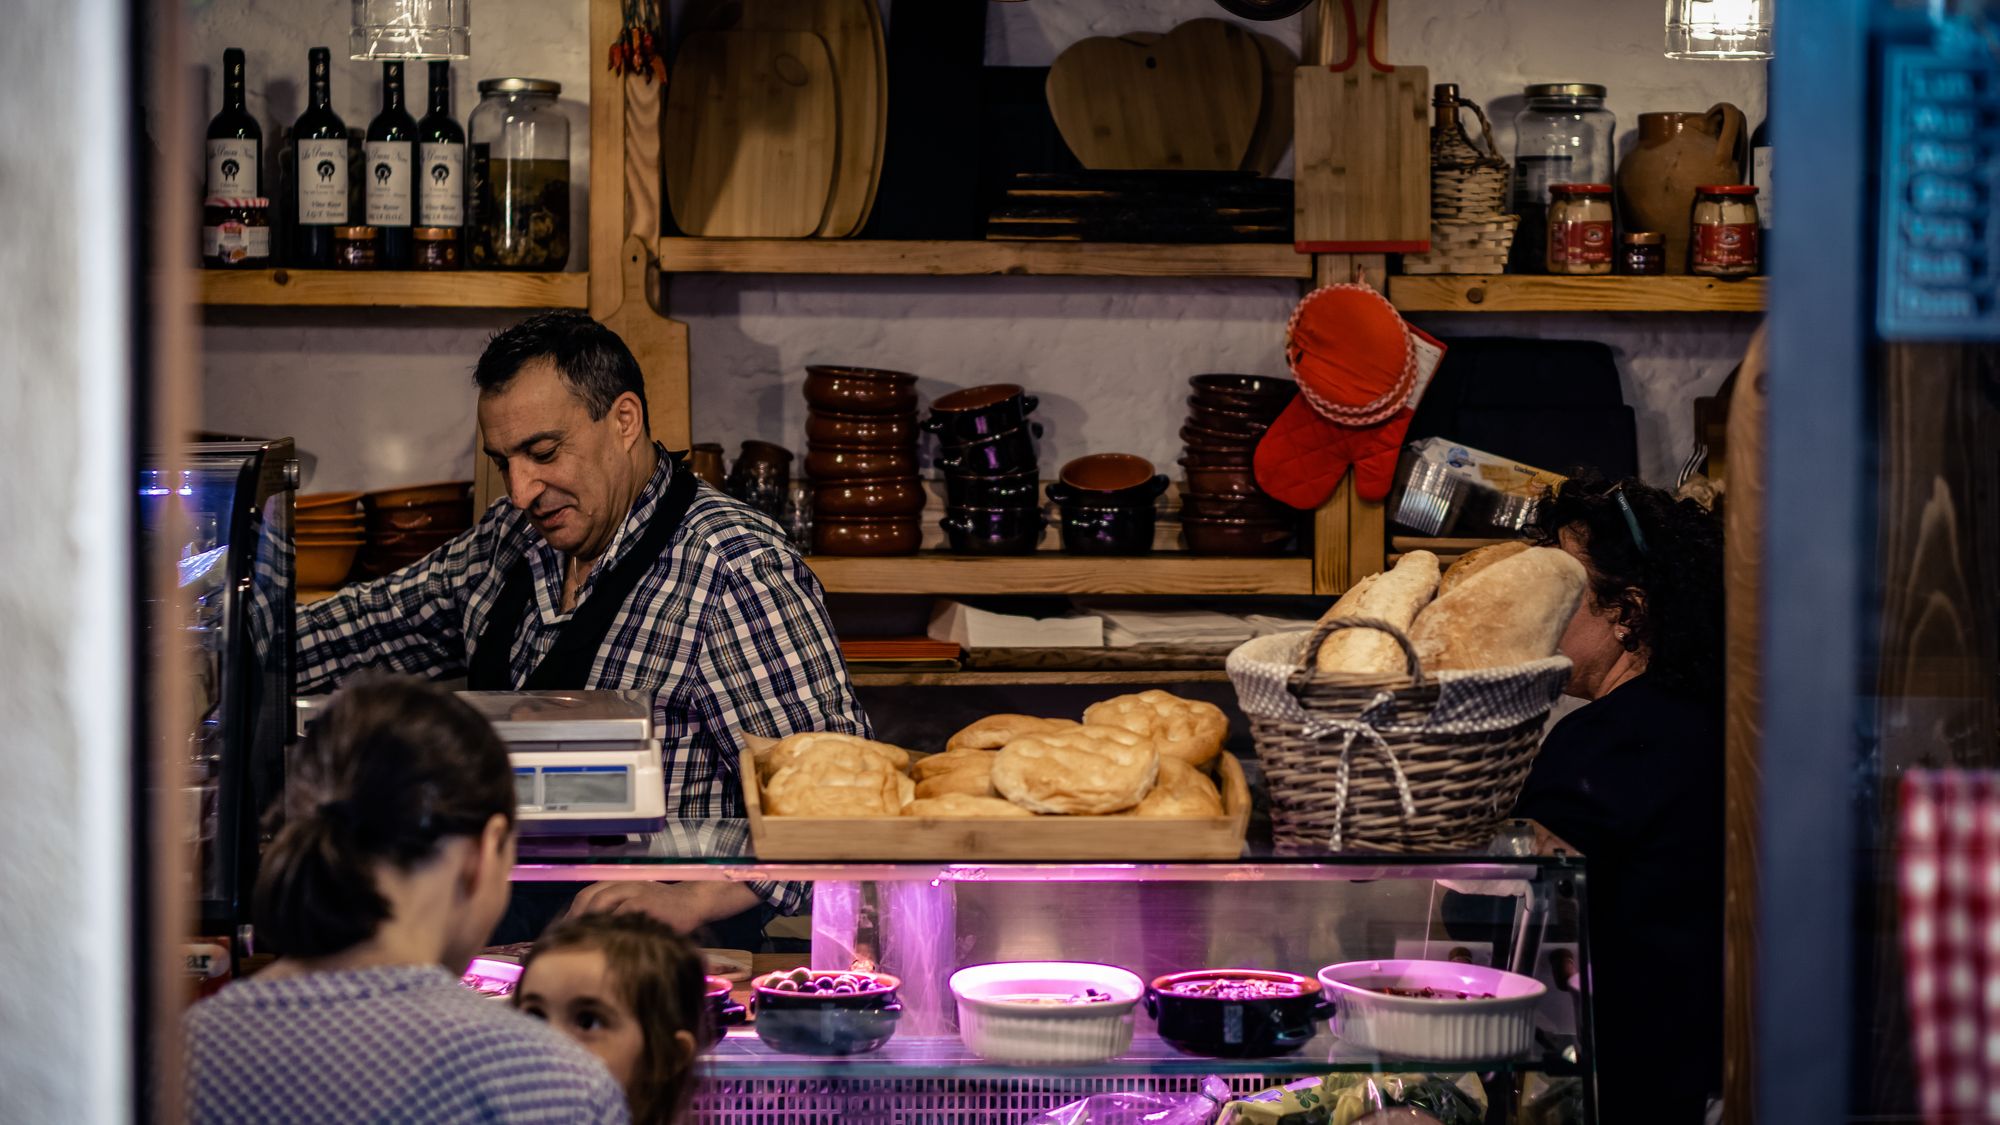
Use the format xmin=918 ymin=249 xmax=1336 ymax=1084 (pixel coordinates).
xmin=142 ymin=439 xmax=297 ymax=939
xmin=516 ymin=818 xmax=1596 ymax=1123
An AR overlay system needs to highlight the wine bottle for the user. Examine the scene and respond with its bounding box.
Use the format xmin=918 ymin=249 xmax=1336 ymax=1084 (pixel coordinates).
xmin=205 ymin=48 xmax=261 ymax=199
xmin=415 ymin=61 xmax=465 ymax=248
xmin=291 ymin=47 xmax=349 ymax=266
xmin=365 ymin=61 xmax=418 ymax=267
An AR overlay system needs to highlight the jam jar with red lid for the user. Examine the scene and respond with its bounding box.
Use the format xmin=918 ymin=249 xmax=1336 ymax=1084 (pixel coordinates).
xmin=1545 ymin=183 xmax=1615 ymax=275
xmin=202 ymin=197 xmax=271 ymax=268
xmin=1690 ymin=184 xmax=1760 ymax=277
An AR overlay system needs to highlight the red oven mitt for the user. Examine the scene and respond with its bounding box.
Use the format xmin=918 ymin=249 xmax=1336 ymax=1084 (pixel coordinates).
xmin=1255 ymin=280 xmax=1418 ymax=508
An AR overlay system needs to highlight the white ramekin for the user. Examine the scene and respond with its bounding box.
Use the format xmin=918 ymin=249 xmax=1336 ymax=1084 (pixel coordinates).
xmin=1316 ymin=959 xmax=1546 ymax=1062
xmin=950 ymin=961 xmax=1145 ymax=1064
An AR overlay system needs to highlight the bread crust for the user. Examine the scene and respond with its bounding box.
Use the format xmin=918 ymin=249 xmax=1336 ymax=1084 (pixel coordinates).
xmin=1313 ymin=550 xmax=1440 ymax=677
xmin=1438 ymin=540 xmax=1530 ymax=596
xmin=904 ymin=794 xmax=1034 ymax=818
xmin=992 ymin=726 xmax=1160 ymax=814
xmin=759 ymin=731 xmax=911 ymax=781
xmin=1409 ymin=545 xmax=1587 ymax=671
xmin=945 ymin=714 xmax=1081 ymax=752
xmin=1082 ymin=690 xmax=1227 ymax=769
xmin=765 ymin=743 xmax=915 ymax=816
xmin=1122 ymin=757 xmax=1225 ymax=817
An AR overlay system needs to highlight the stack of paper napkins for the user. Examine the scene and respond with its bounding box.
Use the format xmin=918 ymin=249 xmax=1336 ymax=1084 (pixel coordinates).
xmin=927 ymin=600 xmax=1105 ymax=649
xmin=1084 ymin=605 xmax=1259 ymax=648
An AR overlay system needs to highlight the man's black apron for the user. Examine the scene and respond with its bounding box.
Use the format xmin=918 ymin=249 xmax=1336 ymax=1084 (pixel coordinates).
xmin=477 ymin=456 xmax=765 ymax=948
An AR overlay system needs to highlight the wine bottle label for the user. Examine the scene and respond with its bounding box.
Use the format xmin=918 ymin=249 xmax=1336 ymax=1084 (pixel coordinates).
xmin=364 ymin=141 xmax=413 ymax=226
xmin=206 ymin=139 xmax=258 ymax=197
xmin=296 ymin=140 xmax=349 ymax=225
xmin=418 ymin=141 xmax=465 ymax=226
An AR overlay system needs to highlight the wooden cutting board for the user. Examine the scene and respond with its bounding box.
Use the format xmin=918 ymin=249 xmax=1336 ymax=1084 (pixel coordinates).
xmin=1046 ymin=19 xmax=1265 ymax=172
xmin=1293 ymin=63 xmax=1430 ymax=252
xmin=664 ymin=29 xmax=837 ymax=238
xmin=1242 ymin=32 xmax=1298 ymax=176
xmin=691 ymin=0 xmax=884 ymax=237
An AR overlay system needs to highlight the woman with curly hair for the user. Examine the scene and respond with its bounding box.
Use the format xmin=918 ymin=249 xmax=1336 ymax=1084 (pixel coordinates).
xmin=1516 ymin=476 xmax=1725 ymax=1124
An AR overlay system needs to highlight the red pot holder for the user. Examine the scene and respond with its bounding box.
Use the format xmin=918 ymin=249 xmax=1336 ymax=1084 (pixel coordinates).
xmin=1256 ymin=275 xmax=1442 ymax=508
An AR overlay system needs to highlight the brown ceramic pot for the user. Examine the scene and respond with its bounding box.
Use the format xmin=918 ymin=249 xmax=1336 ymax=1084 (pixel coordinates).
xmin=804 ymin=444 xmax=917 ymax=480
xmin=688 ymin=443 xmax=727 ymax=488
xmin=813 ymin=516 xmax=922 ymax=556
xmin=805 ymin=410 xmax=920 ymax=447
xmin=1059 ymin=452 xmax=1156 ymax=494
xmin=814 ymin=477 xmax=928 ymax=517
xmin=1615 ymin=103 xmax=1747 ymax=275
xmin=1181 ymin=515 xmax=1295 ymax=556
xmin=803 ymin=366 xmax=920 ymax=415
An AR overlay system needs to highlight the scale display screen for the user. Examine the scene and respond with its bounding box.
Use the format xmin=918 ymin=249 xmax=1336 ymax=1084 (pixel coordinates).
xmin=514 ymin=764 xmax=634 ymax=812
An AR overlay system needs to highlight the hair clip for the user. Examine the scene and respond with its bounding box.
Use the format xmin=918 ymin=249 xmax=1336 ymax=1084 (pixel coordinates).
xmin=1613 ymin=488 xmax=1651 ymax=557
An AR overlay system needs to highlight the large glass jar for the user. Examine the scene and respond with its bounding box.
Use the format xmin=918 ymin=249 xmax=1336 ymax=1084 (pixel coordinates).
xmin=1510 ymin=84 xmax=1616 ymax=273
xmin=468 ymin=78 xmax=570 ymax=270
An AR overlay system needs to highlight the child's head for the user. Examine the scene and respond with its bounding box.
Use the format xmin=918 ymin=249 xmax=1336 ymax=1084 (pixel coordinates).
xmin=514 ymin=913 xmax=706 ymax=1124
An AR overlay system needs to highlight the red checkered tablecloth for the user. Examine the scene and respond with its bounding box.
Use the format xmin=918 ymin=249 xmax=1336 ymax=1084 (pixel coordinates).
xmin=1899 ymin=770 xmax=2000 ymax=1120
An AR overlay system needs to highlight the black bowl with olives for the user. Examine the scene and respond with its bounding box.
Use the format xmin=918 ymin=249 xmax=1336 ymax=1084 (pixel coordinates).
xmin=750 ymin=968 xmax=904 ymax=1056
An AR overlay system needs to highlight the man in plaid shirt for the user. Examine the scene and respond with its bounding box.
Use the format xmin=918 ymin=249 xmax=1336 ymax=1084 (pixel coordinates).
xmin=296 ymin=311 xmax=869 ymax=933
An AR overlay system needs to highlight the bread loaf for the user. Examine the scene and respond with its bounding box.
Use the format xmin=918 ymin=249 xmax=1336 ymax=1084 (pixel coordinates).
xmin=915 ymin=758 xmax=997 ymax=799
xmin=904 ymin=794 xmax=1033 ymax=818
xmin=1408 ymin=546 xmax=1586 ymax=671
xmin=1082 ymin=690 xmax=1227 ymax=770
xmin=1122 ymin=758 xmax=1225 ymax=818
xmin=992 ymin=727 xmax=1159 ymax=815
xmin=764 ymin=744 xmax=915 ymax=817
xmin=1438 ymin=540 xmax=1530 ymax=596
xmin=910 ymin=749 xmax=995 ymax=782
xmin=945 ymin=715 xmax=1079 ymax=752
xmin=760 ymin=731 xmax=910 ymax=781
xmin=1313 ymin=550 xmax=1441 ymax=676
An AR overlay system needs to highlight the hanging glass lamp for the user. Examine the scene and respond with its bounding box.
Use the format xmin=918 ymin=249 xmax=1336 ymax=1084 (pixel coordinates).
xmin=1665 ymin=0 xmax=1775 ymax=60
xmin=351 ymin=0 xmax=471 ymax=60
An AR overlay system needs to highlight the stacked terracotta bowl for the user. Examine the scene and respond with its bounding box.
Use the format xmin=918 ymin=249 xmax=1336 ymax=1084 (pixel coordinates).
xmin=804 ymin=366 xmax=923 ymax=556
xmin=1179 ymin=375 xmax=1300 ymax=556
xmin=359 ymin=481 xmax=474 ymax=577
xmin=928 ymin=384 xmax=1045 ymax=554
xmin=295 ymin=491 xmax=366 ymax=590
xmin=1045 ymin=453 xmax=1169 ymax=555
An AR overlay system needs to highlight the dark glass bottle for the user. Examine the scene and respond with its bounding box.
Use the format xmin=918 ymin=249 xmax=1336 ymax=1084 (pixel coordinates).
xmin=415 ymin=61 xmax=465 ymax=255
xmin=290 ymin=47 xmax=349 ymax=266
xmin=365 ymin=61 xmax=418 ymax=268
xmin=205 ymin=48 xmax=261 ymax=199
xmin=1751 ymin=66 xmax=1772 ymax=272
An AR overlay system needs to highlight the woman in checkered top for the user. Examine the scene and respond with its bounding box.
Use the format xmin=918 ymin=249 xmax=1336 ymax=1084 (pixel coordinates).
xmin=183 ymin=678 xmax=629 ymax=1123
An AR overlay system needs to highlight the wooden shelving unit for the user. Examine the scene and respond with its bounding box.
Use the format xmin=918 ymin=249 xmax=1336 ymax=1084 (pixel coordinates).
xmin=805 ymin=553 xmax=1313 ymax=596
xmin=1387 ymin=274 xmax=1765 ymax=313
xmin=655 ymin=238 xmax=1312 ymax=280
xmin=850 ymin=668 xmax=1230 ymax=687
xmin=199 ymin=269 xmax=589 ymax=309
xmin=1387 ymin=535 xmax=1514 ymax=566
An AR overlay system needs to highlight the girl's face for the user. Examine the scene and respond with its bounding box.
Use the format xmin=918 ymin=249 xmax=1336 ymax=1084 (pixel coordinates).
xmin=517 ymin=949 xmax=645 ymax=1092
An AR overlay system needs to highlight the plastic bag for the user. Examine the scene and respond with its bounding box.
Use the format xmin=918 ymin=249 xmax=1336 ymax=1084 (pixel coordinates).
xmin=1027 ymin=1076 xmax=1234 ymax=1125
xmin=1219 ymin=1073 xmax=1485 ymax=1125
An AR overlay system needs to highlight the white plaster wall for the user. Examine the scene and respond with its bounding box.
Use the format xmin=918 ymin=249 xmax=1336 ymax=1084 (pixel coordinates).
xmin=192 ymin=0 xmax=1764 ymax=492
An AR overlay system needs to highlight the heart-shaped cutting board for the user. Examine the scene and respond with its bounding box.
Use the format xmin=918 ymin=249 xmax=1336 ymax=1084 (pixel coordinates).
xmin=1046 ymin=19 xmax=1265 ymax=172
xmin=665 ymin=29 xmax=837 ymax=238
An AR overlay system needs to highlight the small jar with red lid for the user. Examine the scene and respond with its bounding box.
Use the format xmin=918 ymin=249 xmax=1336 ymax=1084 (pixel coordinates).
xmin=1545 ymin=183 xmax=1615 ymax=275
xmin=1690 ymin=184 xmax=1760 ymax=277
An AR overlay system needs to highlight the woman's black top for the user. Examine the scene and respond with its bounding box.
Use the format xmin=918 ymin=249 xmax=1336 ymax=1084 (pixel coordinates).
xmin=1513 ymin=672 xmax=1725 ymax=1124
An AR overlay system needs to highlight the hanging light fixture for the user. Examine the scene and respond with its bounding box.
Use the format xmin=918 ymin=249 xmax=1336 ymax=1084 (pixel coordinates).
xmin=351 ymin=0 xmax=471 ymax=60
xmin=1665 ymin=0 xmax=1775 ymax=60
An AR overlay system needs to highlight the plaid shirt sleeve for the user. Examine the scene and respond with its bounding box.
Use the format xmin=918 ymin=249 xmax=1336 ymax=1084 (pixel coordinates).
xmin=686 ymin=543 xmax=871 ymax=915
xmin=294 ymin=525 xmax=489 ymax=694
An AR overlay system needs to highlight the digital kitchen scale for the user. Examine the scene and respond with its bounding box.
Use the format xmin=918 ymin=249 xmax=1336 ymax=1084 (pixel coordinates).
xmin=456 ymin=690 xmax=667 ymax=835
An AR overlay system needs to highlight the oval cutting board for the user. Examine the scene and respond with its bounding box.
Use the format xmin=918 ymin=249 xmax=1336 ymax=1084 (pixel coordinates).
xmin=1046 ymin=19 xmax=1265 ymax=172
xmin=665 ymin=29 xmax=837 ymax=238
xmin=690 ymin=0 xmax=886 ymax=238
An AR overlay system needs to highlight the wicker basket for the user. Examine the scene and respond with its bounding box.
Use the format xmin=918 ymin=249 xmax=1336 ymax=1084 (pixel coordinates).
xmin=1405 ymin=93 xmax=1516 ymax=276
xmin=1226 ymin=618 xmax=1570 ymax=854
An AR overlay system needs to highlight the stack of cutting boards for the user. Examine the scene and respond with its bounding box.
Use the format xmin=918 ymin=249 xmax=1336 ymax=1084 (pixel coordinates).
xmin=666 ymin=0 xmax=886 ymax=238
xmin=986 ymin=171 xmax=1293 ymax=243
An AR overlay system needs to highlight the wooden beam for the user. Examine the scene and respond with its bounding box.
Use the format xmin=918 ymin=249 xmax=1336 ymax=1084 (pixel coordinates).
xmin=655 ymin=238 xmax=1311 ymax=279
xmin=588 ymin=0 xmax=627 ymax=319
xmin=1724 ymin=326 xmax=1767 ymax=1122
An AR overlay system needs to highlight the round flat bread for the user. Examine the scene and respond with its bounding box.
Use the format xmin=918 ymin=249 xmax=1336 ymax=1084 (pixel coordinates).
xmin=910 ymin=748 xmax=996 ymax=782
xmin=992 ymin=726 xmax=1159 ymax=815
xmin=915 ymin=760 xmax=996 ymax=800
xmin=945 ymin=714 xmax=1081 ymax=752
xmin=904 ymin=794 xmax=1034 ymax=818
xmin=1082 ymin=690 xmax=1228 ymax=770
xmin=759 ymin=731 xmax=911 ymax=781
xmin=1123 ymin=757 xmax=1224 ymax=818
xmin=764 ymin=744 xmax=914 ymax=817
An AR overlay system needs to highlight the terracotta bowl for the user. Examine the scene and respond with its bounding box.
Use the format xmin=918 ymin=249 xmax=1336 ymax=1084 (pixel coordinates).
xmin=1181 ymin=515 xmax=1296 ymax=556
xmin=813 ymin=515 xmax=922 ymax=556
xmin=805 ymin=444 xmax=917 ymax=480
xmin=365 ymin=480 xmax=473 ymax=509
xmin=1188 ymin=374 xmax=1298 ymax=404
xmin=815 ymin=477 xmax=928 ymax=518
xmin=1180 ymin=490 xmax=1294 ymax=522
xmin=296 ymin=490 xmax=364 ymax=512
xmin=1185 ymin=398 xmax=1278 ymax=438
xmin=1059 ymin=453 xmax=1156 ymax=495
xmin=804 ymin=366 xmax=921 ymax=416
xmin=1179 ymin=446 xmax=1255 ymax=468
xmin=806 ymin=410 xmax=920 ymax=447
xmin=296 ymin=514 xmax=366 ymax=533
xmin=1179 ymin=423 xmax=1261 ymax=451
xmin=370 ymin=501 xmax=473 ymax=533
xmin=296 ymin=539 xmax=362 ymax=587
xmin=1179 ymin=462 xmax=1265 ymax=497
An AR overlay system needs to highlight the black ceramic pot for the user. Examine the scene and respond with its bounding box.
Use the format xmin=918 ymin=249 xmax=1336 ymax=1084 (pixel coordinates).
xmin=943 ymin=467 xmax=1041 ymax=508
xmin=1046 ymin=476 xmax=1169 ymax=510
xmin=925 ymin=383 xmax=1039 ymax=443
xmin=941 ymin=505 xmax=1046 ymax=555
xmin=1053 ymin=503 xmax=1157 ymax=556
xmin=935 ymin=423 xmax=1042 ymax=475
xmin=701 ymin=976 xmax=747 ymax=1049
xmin=1145 ymin=970 xmax=1332 ymax=1058
xmin=750 ymin=970 xmax=904 ymax=1056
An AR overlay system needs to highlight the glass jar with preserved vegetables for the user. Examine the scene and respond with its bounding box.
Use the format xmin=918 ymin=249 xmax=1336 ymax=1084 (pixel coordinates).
xmin=468 ymin=78 xmax=570 ymax=270
xmin=1511 ymin=84 xmax=1616 ymax=272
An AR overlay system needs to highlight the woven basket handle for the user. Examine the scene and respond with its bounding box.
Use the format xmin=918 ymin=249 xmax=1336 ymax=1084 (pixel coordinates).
xmin=1461 ymin=98 xmax=1502 ymax=165
xmin=1293 ymin=616 xmax=1426 ymax=689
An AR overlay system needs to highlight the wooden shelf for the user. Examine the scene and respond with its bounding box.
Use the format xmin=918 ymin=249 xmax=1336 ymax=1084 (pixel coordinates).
xmin=850 ymin=669 xmax=1230 ymax=687
xmin=1387 ymin=274 xmax=1765 ymax=313
xmin=656 ymin=238 xmax=1311 ymax=279
xmin=805 ymin=553 xmax=1313 ymax=595
xmin=198 ymin=269 xmax=588 ymax=309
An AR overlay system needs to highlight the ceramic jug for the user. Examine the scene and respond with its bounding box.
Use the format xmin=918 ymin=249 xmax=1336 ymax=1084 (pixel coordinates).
xmin=1615 ymin=103 xmax=1748 ymax=274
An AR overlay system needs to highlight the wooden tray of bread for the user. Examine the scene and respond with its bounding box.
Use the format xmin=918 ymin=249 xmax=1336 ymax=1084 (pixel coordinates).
xmin=740 ymin=697 xmax=1252 ymax=861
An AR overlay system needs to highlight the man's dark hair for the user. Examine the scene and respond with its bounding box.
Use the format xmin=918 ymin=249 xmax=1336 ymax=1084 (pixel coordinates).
xmin=474 ymin=310 xmax=650 ymax=431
